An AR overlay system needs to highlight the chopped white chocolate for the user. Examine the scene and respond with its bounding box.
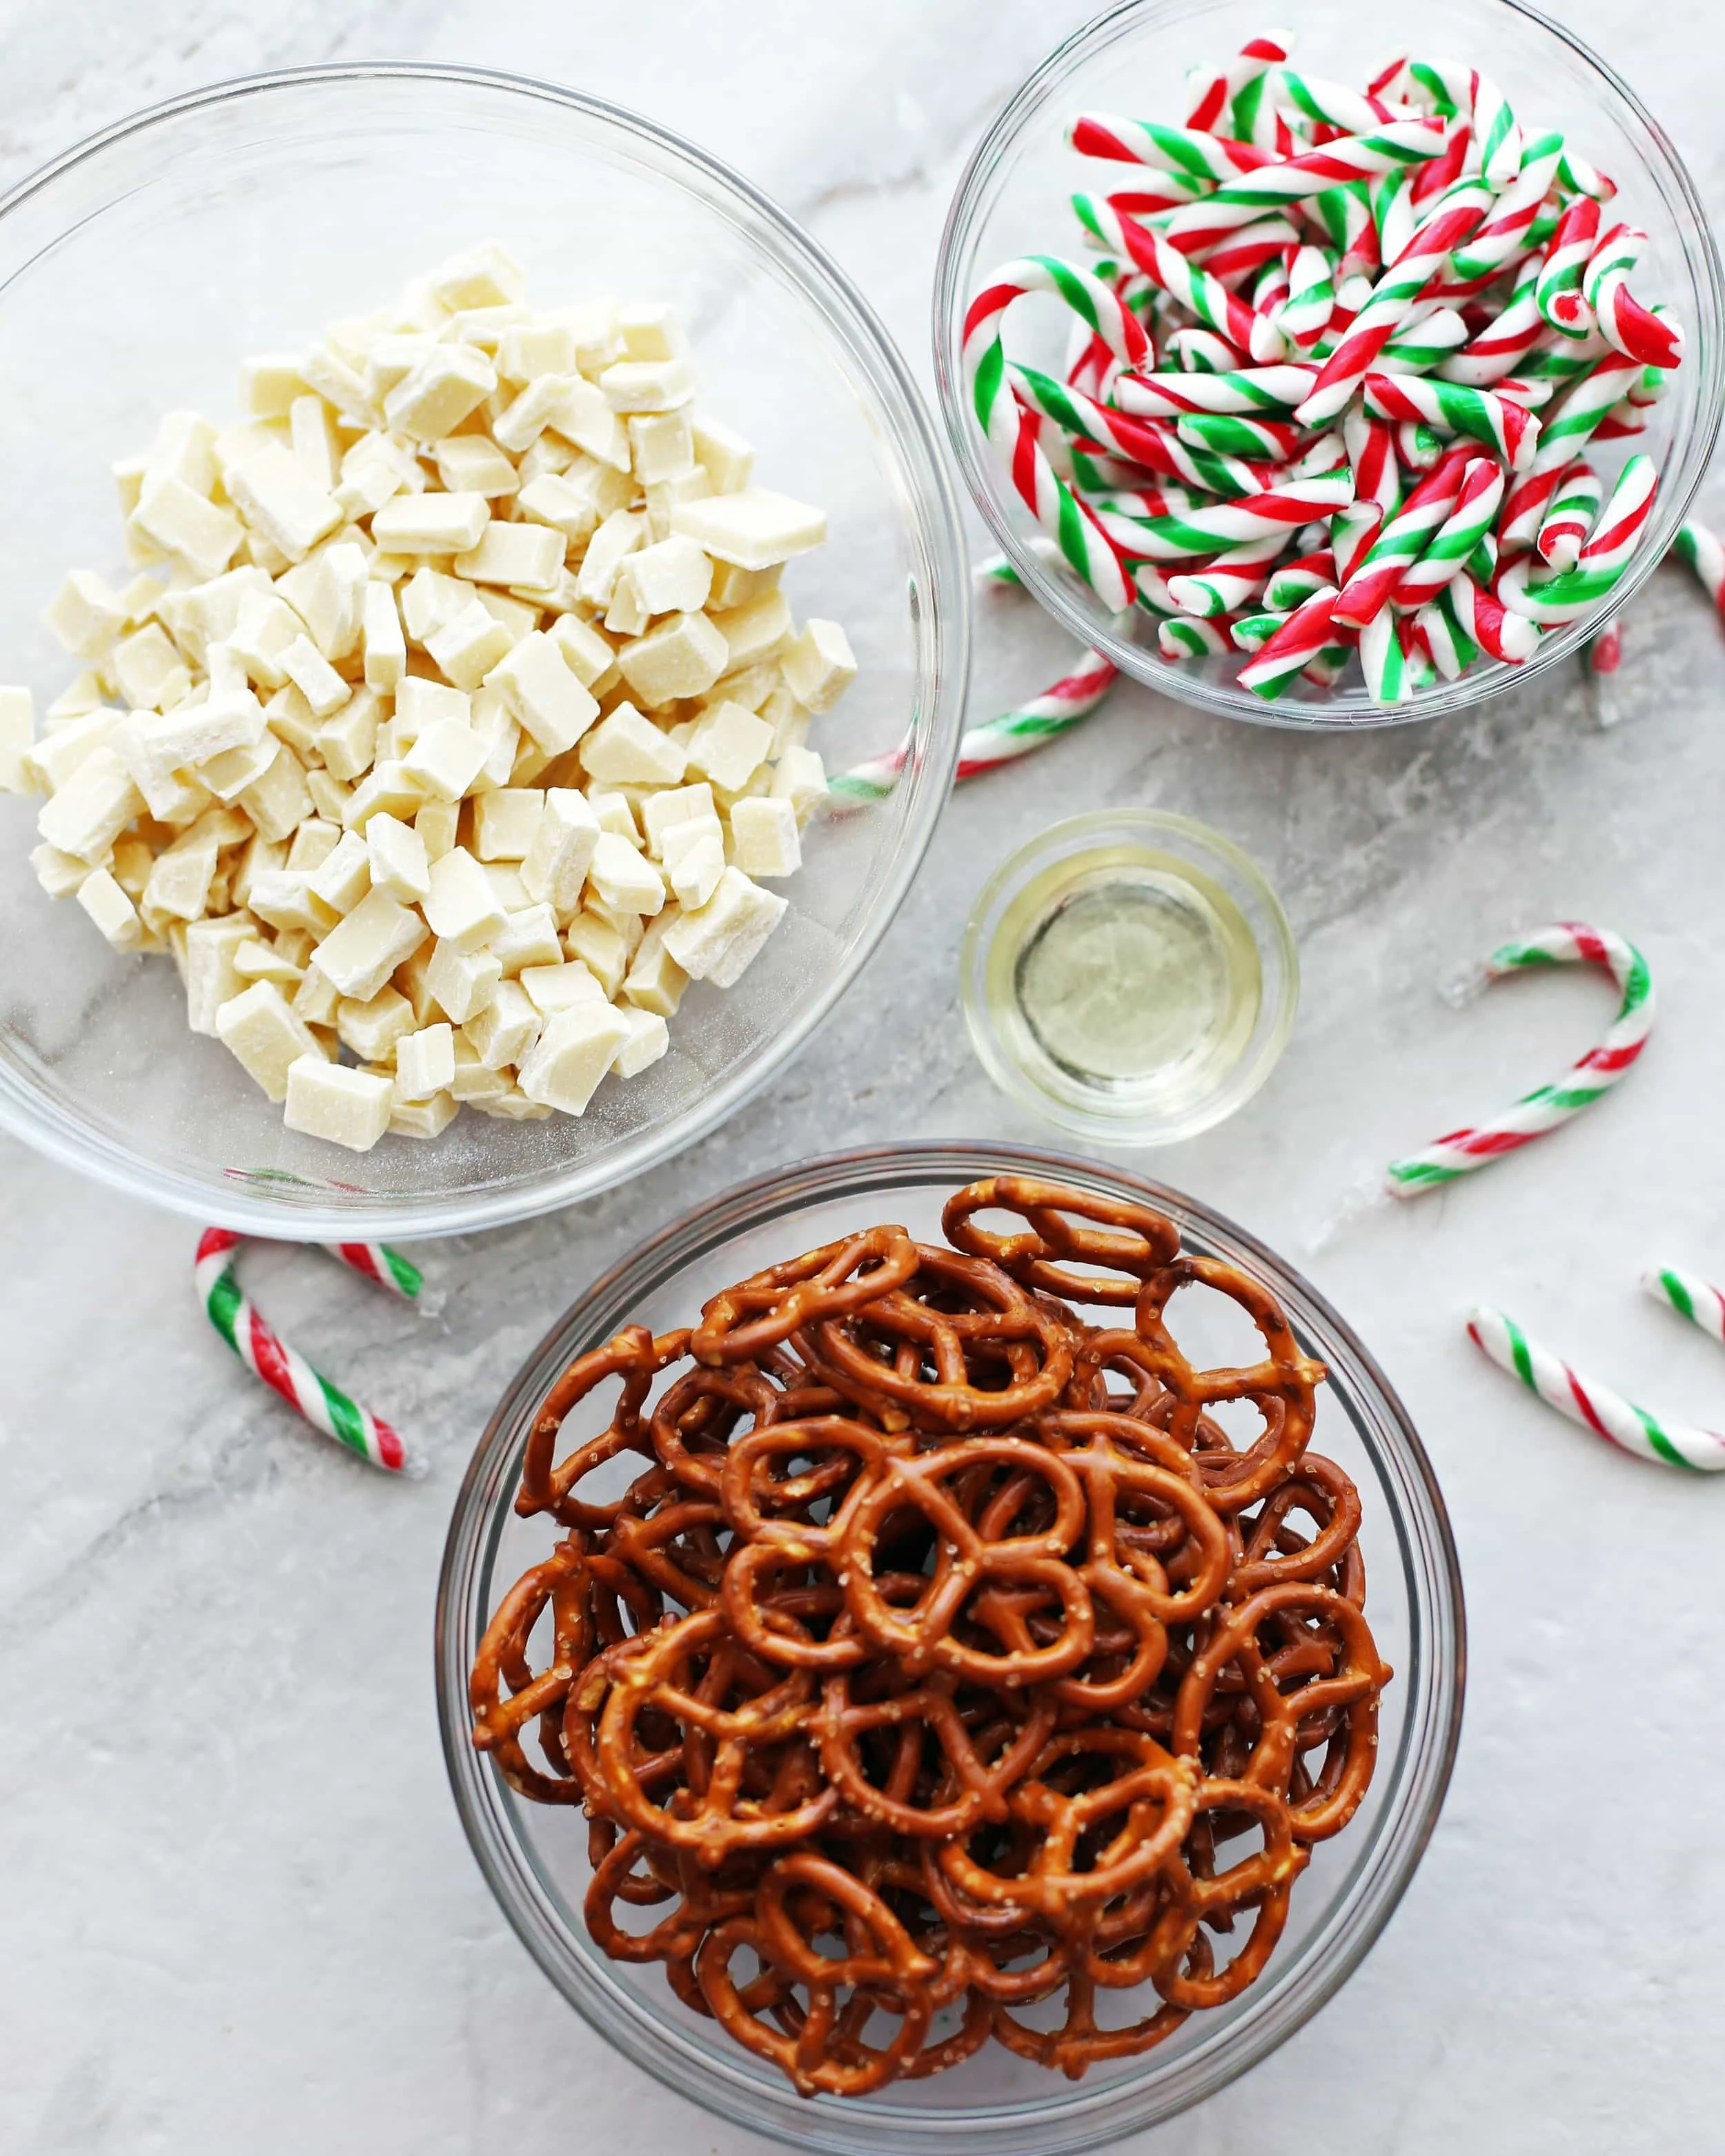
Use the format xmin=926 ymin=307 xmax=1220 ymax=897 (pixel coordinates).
xmin=618 ymin=533 xmax=712 ymax=618
xmin=547 ymin=613 xmax=618 ymax=692
xmin=600 ymin=355 xmax=696 ymax=412
xmin=383 ymin=344 xmax=497 ymax=444
xmin=455 ymin=522 xmax=564 ymax=591
xmin=279 ymin=635 xmax=348 ymax=720
xmin=499 ymin=321 xmax=575 ymax=382
xmin=389 ymin=1087 xmax=457 ymax=1138
xmin=473 ymin=787 xmax=545 ymax=861
xmin=520 ymin=959 xmax=604 ymax=1015
xmin=717 ymin=589 xmax=793 ymax=673
xmin=729 ymin=794 xmax=802 ymax=879
xmin=284 ymin=1055 xmax=393 ymax=1151
xmin=426 ymin=936 xmax=503 ymax=1024
xmin=489 ymin=631 xmax=600 ymax=754
xmin=684 ymin=700 xmax=771 ymax=792
xmin=563 ymin=908 xmax=628 ymax=996
xmin=238 ymin=742 xmax=313 ymax=842
xmin=580 ymin=702 xmax=687 ymax=788
xmin=464 ymin=978 xmax=541 ymax=1069
xmin=613 ymin=1004 xmax=669 ymax=1078
xmin=344 ymin=759 xmax=426 ymax=831
xmin=520 ymin=787 xmax=601 ymax=914
xmin=141 ymin=825 xmax=219 ymax=921
xmin=225 ymin=445 xmax=342 ymax=564
xmin=298 ymin=542 xmax=369 ymax=662
xmin=551 ymin=377 xmax=631 ymax=470
xmin=415 ymin=798 xmax=460 ymax=862
xmin=395 ymin=1021 xmax=455 ymax=1100
xmin=425 ymin=597 xmax=513 ymax=691
xmin=589 ymin=829 xmax=667 ymax=916
xmin=337 ymin=984 xmax=416 ymax=1062
xmin=575 ymin=509 xmax=645 ymax=609
xmin=691 ymin=414 xmax=755 ymax=495
xmin=108 ymin=623 xmax=191 ymax=711
xmin=622 ymin=911 xmax=689 ymax=1017
xmin=449 ymin=1034 xmax=512 ymax=1100
xmin=216 ymin=980 xmax=325 ymax=1100
xmin=242 ymin=357 xmax=305 ymax=419
xmin=434 ymin=435 xmax=520 ymax=496
xmin=0 ymin=686 xmax=35 ymax=794
xmin=366 ymin=811 xmax=431 ymax=902
xmin=618 ymin=611 xmax=728 ymax=708
xmin=670 ymin=488 xmax=826 ymax=571
xmin=517 ymin=1000 xmax=630 ymax=1114
xmin=661 ymin=820 xmax=726 ymax=910
xmin=487 ymin=902 xmax=564 ymax=976
xmin=403 ymin=716 xmax=487 ymax=802
xmin=131 ymin=479 xmax=244 ymax=580
xmin=233 ymin=936 xmax=304 ymax=988
xmin=371 ymin=490 xmax=491 ymax=554
xmin=46 ymin=571 xmax=129 ymax=661
xmin=394 ymin=678 xmax=471 ymax=741
xmin=181 ymin=916 xmax=257 ymax=1032
xmin=782 ymin=618 xmax=858 ymax=711
xmin=424 ymin=845 xmax=507 ymax=950
xmin=36 ymin=747 xmax=143 ymax=863
xmin=662 ymin=866 xmax=786 ymax=987
xmin=641 ymin=780 xmax=718 ymax=858
xmin=311 ymin=887 xmax=427 ymax=1001
xmin=761 ymin=685 xmax=810 ymax=760
xmin=771 ymin=743 xmax=828 ymax=825
xmin=76 ymin=864 xmax=144 ymax=951
xmin=308 ymin=827 xmax=372 ymax=915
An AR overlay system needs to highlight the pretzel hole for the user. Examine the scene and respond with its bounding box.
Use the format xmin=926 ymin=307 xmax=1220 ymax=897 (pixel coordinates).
xmin=1198 ymin=1396 xmax=1272 ymax=1456
xmin=1159 ymin=1278 xmax=1270 ymax=1370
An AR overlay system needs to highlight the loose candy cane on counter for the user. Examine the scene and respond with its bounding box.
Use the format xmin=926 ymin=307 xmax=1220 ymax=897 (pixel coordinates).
xmin=1386 ymin=923 xmax=1653 ymax=1197
xmin=195 ymin=1229 xmax=420 ymax=1475
xmin=1674 ymin=519 xmax=1725 ymax=621
xmin=1466 ymin=1306 xmax=1725 ymax=1472
xmin=1644 ymin=1263 xmax=1725 ymax=1346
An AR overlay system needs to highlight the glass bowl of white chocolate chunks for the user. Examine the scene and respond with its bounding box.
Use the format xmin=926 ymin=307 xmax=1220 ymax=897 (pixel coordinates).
xmin=0 ymin=65 xmax=968 ymax=1236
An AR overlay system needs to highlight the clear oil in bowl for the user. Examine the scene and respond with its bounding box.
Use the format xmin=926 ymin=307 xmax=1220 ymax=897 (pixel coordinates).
xmin=986 ymin=844 xmax=1263 ymax=1122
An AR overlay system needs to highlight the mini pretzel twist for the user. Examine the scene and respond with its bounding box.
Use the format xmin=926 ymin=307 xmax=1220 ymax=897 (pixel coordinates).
xmin=468 ymin=1175 xmax=1390 ymax=2099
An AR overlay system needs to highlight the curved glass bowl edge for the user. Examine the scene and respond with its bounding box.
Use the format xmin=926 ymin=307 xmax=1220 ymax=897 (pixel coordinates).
xmin=435 ymin=1140 xmax=1467 ymax=2155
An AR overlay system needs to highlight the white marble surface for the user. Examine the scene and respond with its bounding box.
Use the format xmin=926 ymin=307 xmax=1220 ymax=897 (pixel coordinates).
xmin=5 ymin=3 xmax=1725 ymax=2151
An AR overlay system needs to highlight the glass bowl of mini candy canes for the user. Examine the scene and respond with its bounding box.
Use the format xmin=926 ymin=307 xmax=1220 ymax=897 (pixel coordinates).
xmin=934 ymin=0 xmax=1725 ymax=726
xmin=0 ymin=66 xmax=967 ymax=1238
xmin=437 ymin=1143 xmax=1464 ymax=2153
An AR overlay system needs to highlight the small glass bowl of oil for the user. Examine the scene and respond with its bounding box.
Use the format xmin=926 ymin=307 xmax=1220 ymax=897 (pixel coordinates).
xmin=960 ymin=809 xmax=1299 ymax=1145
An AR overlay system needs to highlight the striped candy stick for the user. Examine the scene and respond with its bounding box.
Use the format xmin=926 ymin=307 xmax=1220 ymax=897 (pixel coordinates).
xmin=1165 ymin=533 xmax=1285 ymax=615
xmin=1673 ymin=520 xmax=1725 ymax=620
xmin=1466 ymin=1307 xmax=1725 ymax=1473
xmin=1199 ymin=215 xmax=1303 ymax=286
xmin=1238 ymin=588 xmax=1345 ymax=696
xmin=1094 ymin=467 xmax=1356 ymax=561
xmin=1330 ymin=501 xmax=1384 ymax=587
xmin=1497 ymin=344 xmax=1648 ymax=548
xmin=195 ymin=1229 xmax=417 ymax=1474
xmin=1265 ymin=551 xmax=1338 ymax=609
xmin=1114 ymin=364 xmax=1319 ymax=417
xmin=1534 ymin=196 xmax=1602 ymax=334
xmin=1072 ymin=196 xmax=1282 ymax=360
xmin=1159 ymin=613 xmax=1240 ymax=657
xmin=1361 ymin=370 xmax=1539 ymax=468
xmin=1377 ymin=306 xmax=1470 ymax=370
xmin=1273 ymin=65 xmax=1414 ymax=137
xmin=1009 ymin=362 xmax=1266 ymax=498
xmin=1439 ymin=261 xmax=1547 ymax=385
xmin=1497 ymin=454 xmax=1659 ymax=622
xmin=1174 ymin=411 xmax=1303 ymax=459
xmin=324 ymin=1240 xmax=424 ymax=1299
xmin=1386 ymin=922 xmax=1654 ymax=1196
xmin=963 ymin=256 xmax=1147 ymax=609
xmin=1535 ymin=464 xmax=1604 ymax=571
xmin=1186 ymin=31 xmax=1292 ymax=142
xmin=1586 ymin=617 xmax=1623 ymax=675
xmin=1065 ymin=114 xmax=1269 ymax=181
xmin=1279 ymin=243 xmax=1337 ymax=348
xmin=1360 ymin=609 xmax=1413 ymax=702
xmin=1644 ymin=1264 xmax=1725 ymax=1347
xmin=1415 ymin=571 xmax=1540 ymax=673
xmin=1405 ymin=61 xmax=1523 ymax=185
xmin=1156 ymin=119 xmax=1445 ymax=237
xmin=1446 ymin=132 xmax=1565 ymax=281
xmin=1584 ymin=222 xmax=1686 ymax=369
xmin=1388 ymin=456 xmax=1506 ymax=612
xmin=1334 ymin=448 xmax=1472 ymax=626
xmin=1232 ymin=609 xmax=1292 ymax=652
xmin=1396 ymin=419 xmax=1448 ymax=470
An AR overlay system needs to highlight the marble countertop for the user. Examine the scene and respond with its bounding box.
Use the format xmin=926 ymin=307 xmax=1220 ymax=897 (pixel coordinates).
xmin=5 ymin=3 xmax=1725 ymax=2150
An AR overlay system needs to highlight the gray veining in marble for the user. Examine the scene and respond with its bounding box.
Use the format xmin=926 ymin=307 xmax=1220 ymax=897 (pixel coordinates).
xmin=3 ymin=3 xmax=1725 ymax=2151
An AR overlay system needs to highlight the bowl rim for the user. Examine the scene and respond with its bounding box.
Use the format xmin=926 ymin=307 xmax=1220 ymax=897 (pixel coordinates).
xmin=435 ymin=1138 xmax=1468 ymax=2154
xmin=929 ymin=0 xmax=1725 ymax=732
xmin=0 ymin=61 xmax=972 ymax=1240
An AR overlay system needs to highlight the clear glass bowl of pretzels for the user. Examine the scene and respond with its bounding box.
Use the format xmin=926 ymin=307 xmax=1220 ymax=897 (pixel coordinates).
xmin=933 ymin=0 xmax=1725 ymax=728
xmin=437 ymin=1143 xmax=1464 ymax=2153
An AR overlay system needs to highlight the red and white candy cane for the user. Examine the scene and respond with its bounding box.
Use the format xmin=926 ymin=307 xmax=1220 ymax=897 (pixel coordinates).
xmin=195 ymin=1229 xmax=420 ymax=1474
xmin=963 ymin=256 xmax=1145 ymax=610
xmin=1466 ymin=1306 xmax=1725 ymax=1473
xmin=1386 ymin=922 xmax=1654 ymax=1196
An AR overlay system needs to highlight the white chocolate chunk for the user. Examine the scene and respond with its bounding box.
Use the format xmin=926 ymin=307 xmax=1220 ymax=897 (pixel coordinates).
xmin=716 ymin=589 xmax=793 ymax=672
xmin=782 ymin=618 xmax=857 ymax=711
xmin=297 ymin=542 xmax=369 ymax=661
xmin=394 ymin=678 xmax=471 ymax=742
xmin=415 ymin=798 xmax=460 ymax=862
xmin=248 ymin=869 xmax=339 ymax=937
xmin=622 ymin=911 xmax=688 ymax=1017
xmin=48 ymin=571 xmax=130 ymax=657
xmin=562 ymin=908 xmax=628 ymax=996
xmin=599 ymin=355 xmax=696 ymax=412
xmin=225 ymin=445 xmax=343 ymax=564
xmin=403 ymin=716 xmax=487 ymax=802
xmin=669 ymin=488 xmax=826 ymax=571
xmin=488 ymin=631 xmax=600 ymax=753
xmin=238 ymin=740 xmax=313 ymax=842
xmin=661 ymin=821 xmax=725 ymax=910
xmin=575 ymin=508 xmax=644 ymax=607
xmin=242 ymin=357 xmax=305 ymax=418
xmin=684 ymin=700 xmax=771 ymax=791
xmin=337 ymin=985 xmax=415 ymax=1062
xmin=366 ymin=811 xmax=431 ymax=902
xmin=36 ymin=747 xmax=143 ymax=863
xmin=316 ymin=691 xmax=381 ymax=780
xmin=389 ymin=1087 xmax=457 ymax=1138
xmin=455 ymin=521 xmax=564 ymax=591
xmin=627 ymin=408 xmax=695 ymax=484
xmin=771 ymin=743 xmax=828 ymax=824
xmin=426 ymin=598 xmax=513 ymax=691
xmin=383 ymin=344 xmax=497 ymax=444
xmin=464 ymin=978 xmax=542 ymax=1068
xmin=546 ymin=613 xmax=618 ymax=689
xmin=449 ymin=1034 xmax=512 ymax=1100
xmin=618 ymin=611 xmax=728 ymax=708
xmin=279 ymin=635 xmax=349 ymax=719
xmin=131 ymin=479 xmax=244 ymax=580
xmin=184 ymin=916 xmax=256 ymax=1033
xmin=395 ymin=1021 xmax=455 ymax=1100
xmin=520 ymin=788 xmax=601 ymax=914
xmin=589 ymin=829 xmax=666 ymax=916
xmin=426 ymin=936 xmax=504 ymax=1024
xmin=284 ymin=1056 xmax=393 ymax=1150
xmin=431 ymin=242 xmax=525 ymax=311
xmin=371 ymin=491 xmax=491 ymax=554
xmin=487 ymin=902 xmax=564 ymax=976
xmin=662 ymin=865 xmax=785 ymax=987
xmin=617 ymin=533 xmax=712 ymax=618
xmin=473 ymin=787 xmax=544 ymax=861
xmin=517 ymin=1001 xmax=630 ymax=1114
xmin=343 ymin=759 xmax=426 ymax=831
xmin=613 ymin=1004 xmax=669 ymax=1078
xmin=729 ymin=794 xmax=802 ymax=878
xmin=579 ymin=702 xmax=687 ymax=788
xmin=424 ymin=845 xmax=507 ymax=950
xmin=520 ymin=960 xmax=604 ymax=1015
xmin=691 ymin=414 xmax=754 ymax=495
xmin=311 ymin=887 xmax=427 ymax=1001
xmin=141 ymin=825 xmax=219 ymax=921
xmin=216 ymin=980 xmax=325 ymax=1100
xmin=362 ymin=580 xmax=406 ymax=692
xmin=499 ymin=321 xmax=575 ymax=382
xmin=549 ymin=377 xmax=630 ymax=469
xmin=0 ymin=686 xmax=35 ymax=793
xmin=433 ymin=434 xmax=520 ymax=496
xmin=76 ymin=865 xmax=144 ymax=951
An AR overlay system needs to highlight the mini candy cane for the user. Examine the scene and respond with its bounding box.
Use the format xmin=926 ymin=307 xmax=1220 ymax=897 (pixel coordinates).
xmin=1466 ymin=1307 xmax=1725 ymax=1472
xmin=1386 ymin=922 xmax=1653 ymax=1196
xmin=1097 ymin=468 xmax=1354 ymax=561
xmin=1535 ymin=464 xmax=1604 ymax=571
xmin=1065 ymin=114 xmax=1268 ymax=181
xmin=1416 ymin=571 xmax=1539 ymax=673
xmin=1360 ymin=610 xmax=1414 ymax=702
xmin=1113 ymin=365 xmax=1319 ymax=417
xmin=195 ymin=1229 xmax=418 ymax=1474
xmin=1673 ymin=519 xmax=1725 ymax=621
xmin=1534 ymin=197 xmax=1601 ymax=334
xmin=1584 ymin=223 xmax=1685 ymax=368
xmin=1237 ymin=588 xmax=1343 ymax=695
xmin=1388 ymin=456 xmax=1506 ymax=613
xmin=1498 ymin=453 xmax=1659 ymax=622
xmin=1360 ymin=370 xmax=1539 ymax=468
xmin=1334 ymin=449 xmax=1470 ymax=627
xmin=1644 ymin=1264 xmax=1725 ymax=1347
xmin=1073 ymin=196 xmax=1283 ymax=360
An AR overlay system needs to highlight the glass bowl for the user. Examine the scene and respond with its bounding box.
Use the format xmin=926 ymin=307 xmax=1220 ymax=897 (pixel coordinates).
xmin=960 ymin=808 xmax=1299 ymax=1143
xmin=932 ymin=0 xmax=1725 ymax=730
xmin=0 ymin=64 xmax=968 ymax=1239
xmin=436 ymin=1141 xmax=1465 ymax=2155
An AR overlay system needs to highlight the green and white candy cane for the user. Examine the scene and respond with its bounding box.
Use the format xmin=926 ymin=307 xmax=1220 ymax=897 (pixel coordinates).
xmin=1467 ymin=1306 xmax=1725 ymax=1473
xmin=963 ymin=255 xmax=1147 ymax=611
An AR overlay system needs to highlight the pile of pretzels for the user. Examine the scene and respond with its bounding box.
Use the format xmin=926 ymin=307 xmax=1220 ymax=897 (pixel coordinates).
xmin=469 ymin=1176 xmax=1391 ymax=2095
